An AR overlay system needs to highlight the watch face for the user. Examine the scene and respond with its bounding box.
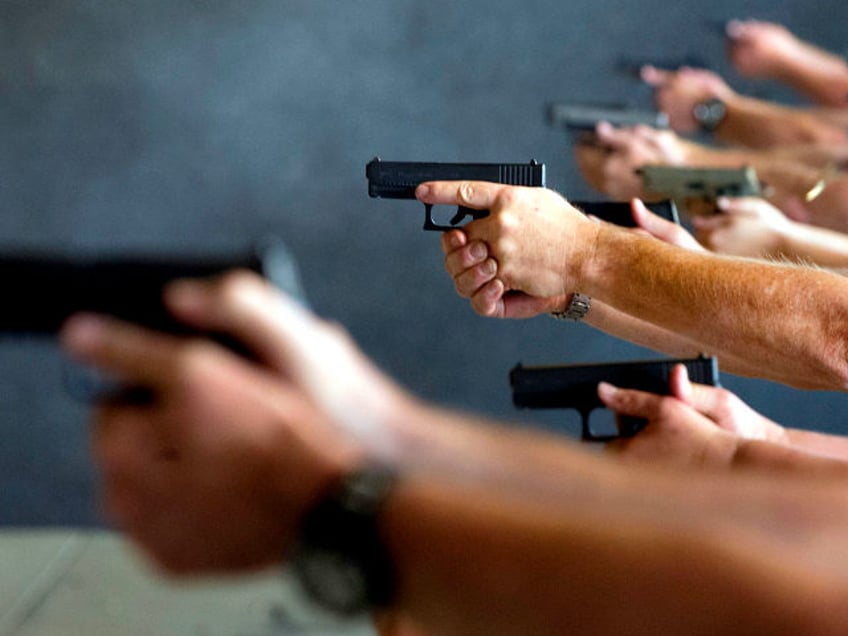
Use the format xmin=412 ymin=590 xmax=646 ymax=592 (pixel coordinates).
xmin=693 ymin=98 xmax=726 ymax=131
xmin=295 ymin=549 xmax=369 ymax=616
xmin=290 ymin=465 xmax=398 ymax=616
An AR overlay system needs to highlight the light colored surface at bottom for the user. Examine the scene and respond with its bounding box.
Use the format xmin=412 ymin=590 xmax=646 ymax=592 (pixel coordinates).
xmin=0 ymin=530 xmax=375 ymax=636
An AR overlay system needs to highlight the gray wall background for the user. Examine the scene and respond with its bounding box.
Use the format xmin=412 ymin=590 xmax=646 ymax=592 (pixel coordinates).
xmin=2 ymin=0 xmax=847 ymax=525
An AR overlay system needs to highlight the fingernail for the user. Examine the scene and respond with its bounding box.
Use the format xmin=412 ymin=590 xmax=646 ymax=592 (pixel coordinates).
xmin=597 ymin=382 xmax=618 ymax=401
xmin=481 ymin=258 xmax=497 ymax=275
xmin=486 ymin=278 xmax=504 ymax=298
xmin=716 ymin=197 xmax=729 ymax=209
xmin=470 ymin=242 xmax=487 ymax=261
xmin=416 ymin=184 xmax=430 ymax=198
xmin=61 ymin=314 xmax=106 ymax=353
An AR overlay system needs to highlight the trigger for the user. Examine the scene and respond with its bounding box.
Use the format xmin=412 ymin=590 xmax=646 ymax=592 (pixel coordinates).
xmin=449 ymin=205 xmax=485 ymax=226
xmin=448 ymin=207 xmax=468 ymax=226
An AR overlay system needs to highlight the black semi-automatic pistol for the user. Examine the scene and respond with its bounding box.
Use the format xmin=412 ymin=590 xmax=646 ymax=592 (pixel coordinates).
xmin=366 ymin=157 xmax=546 ymax=231
xmin=510 ymin=355 xmax=720 ymax=441
xmin=0 ymin=239 xmax=307 ymax=400
xmin=0 ymin=239 xmax=304 ymax=335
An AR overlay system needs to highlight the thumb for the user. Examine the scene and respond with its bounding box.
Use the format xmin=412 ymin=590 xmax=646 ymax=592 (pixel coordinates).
xmin=632 ymin=199 xmax=704 ymax=251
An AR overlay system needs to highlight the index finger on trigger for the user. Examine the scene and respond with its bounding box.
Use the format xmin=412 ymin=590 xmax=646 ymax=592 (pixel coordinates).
xmin=416 ymin=180 xmax=503 ymax=211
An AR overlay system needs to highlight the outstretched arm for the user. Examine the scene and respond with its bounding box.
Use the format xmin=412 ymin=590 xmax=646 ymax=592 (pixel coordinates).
xmin=441 ymin=200 xmax=775 ymax=382
xmin=60 ymin=276 xmax=848 ymax=635
xmin=692 ymin=196 xmax=848 ymax=270
xmin=641 ymin=65 xmax=847 ymax=149
xmin=421 ymin=181 xmax=848 ymax=391
xmin=574 ymin=123 xmax=848 ymax=233
xmin=726 ymin=19 xmax=848 ymax=107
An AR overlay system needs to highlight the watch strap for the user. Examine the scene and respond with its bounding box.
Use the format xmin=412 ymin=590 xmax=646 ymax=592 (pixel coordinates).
xmin=550 ymin=292 xmax=592 ymax=321
xmin=290 ymin=464 xmax=398 ymax=616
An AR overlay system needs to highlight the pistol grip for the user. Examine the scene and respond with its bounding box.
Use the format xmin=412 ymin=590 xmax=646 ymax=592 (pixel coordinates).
xmin=423 ymin=204 xmax=490 ymax=232
xmin=580 ymin=411 xmax=647 ymax=442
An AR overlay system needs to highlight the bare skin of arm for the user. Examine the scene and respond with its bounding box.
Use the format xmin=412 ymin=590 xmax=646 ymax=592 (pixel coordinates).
xmin=726 ymin=19 xmax=848 ymax=108
xmin=441 ymin=200 xmax=772 ymax=381
xmin=59 ymin=276 xmax=848 ymax=635
xmin=420 ymin=181 xmax=848 ymax=391
xmin=692 ymin=196 xmax=848 ymax=269
xmin=574 ymin=123 xmax=848 ymax=232
xmin=442 ymin=200 xmax=848 ymax=468
xmin=641 ymin=65 xmax=847 ymax=149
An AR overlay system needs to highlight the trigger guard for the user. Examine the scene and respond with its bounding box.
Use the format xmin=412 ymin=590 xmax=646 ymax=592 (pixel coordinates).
xmin=423 ymin=204 xmax=489 ymax=232
xmin=450 ymin=206 xmax=487 ymax=226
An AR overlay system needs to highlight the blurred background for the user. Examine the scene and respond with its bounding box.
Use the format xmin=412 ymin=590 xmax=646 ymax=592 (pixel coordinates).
xmin=2 ymin=0 xmax=847 ymax=526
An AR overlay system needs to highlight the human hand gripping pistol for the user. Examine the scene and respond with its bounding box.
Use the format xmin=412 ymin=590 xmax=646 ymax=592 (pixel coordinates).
xmin=366 ymin=157 xmax=546 ymax=231
xmin=510 ymin=355 xmax=720 ymax=441
xmin=0 ymin=238 xmax=307 ymax=399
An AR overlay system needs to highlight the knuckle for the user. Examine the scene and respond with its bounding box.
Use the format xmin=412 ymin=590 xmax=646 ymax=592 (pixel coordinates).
xmin=171 ymin=340 xmax=215 ymax=388
xmin=655 ymin=397 xmax=679 ymax=420
xmin=457 ymin=182 xmax=475 ymax=204
xmin=461 ymin=244 xmax=481 ymax=268
xmin=470 ymin=288 xmax=496 ymax=317
xmin=491 ymin=210 xmax=519 ymax=239
xmin=713 ymin=388 xmax=736 ymax=413
xmin=495 ymin=186 xmax=519 ymax=210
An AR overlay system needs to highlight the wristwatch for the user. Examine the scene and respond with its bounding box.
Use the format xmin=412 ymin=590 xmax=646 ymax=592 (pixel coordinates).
xmin=692 ymin=97 xmax=727 ymax=132
xmin=289 ymin=464 xmax=398 ymax=616
xmin=550 ymin=292 xmax=592 ymax=321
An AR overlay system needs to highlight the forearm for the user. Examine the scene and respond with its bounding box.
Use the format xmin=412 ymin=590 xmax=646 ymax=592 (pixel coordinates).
xmin=774 ymin=221 xmax=848 ymax=268
xmin=389 ymin=398 xmax=628 ymax=497
xmin=782 ymin=427 xmax=848 ymax=461
xmin=812 ymin=108 xmax=848 ymax=130
xmin=579 ymin=227 xmax=848 ymax=390
xmin=370 ymin=391 xmax=848 ymax=634
xmin=801 ymin=177 xmax=848 ymax=233
xmin=585 ymin=300 xmax=774 ymax=380
xmin=714 ymin=94 xmax=847 ymax=149
xmin=733 ymin=437 xmax=848 ymax=476
xmin=771 ymin=142 xmax=848 ymax=170
xmin=677 ymin=139 xmax=830 ymax=199
xmin=772 ymin=46 xmax=848 ymax=107
xmin=382 ymin=457 xmax=848 ymax=635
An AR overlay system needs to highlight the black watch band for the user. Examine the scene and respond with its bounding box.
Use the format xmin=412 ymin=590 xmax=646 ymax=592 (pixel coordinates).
xmin=290 ymin=464 xmax=398 ymax=616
